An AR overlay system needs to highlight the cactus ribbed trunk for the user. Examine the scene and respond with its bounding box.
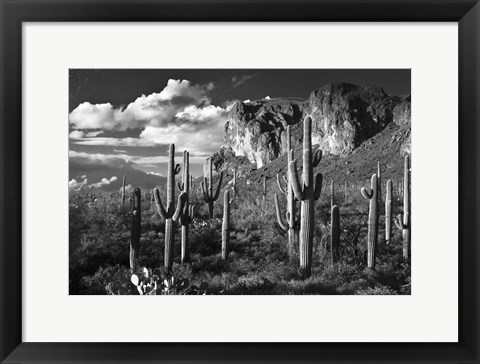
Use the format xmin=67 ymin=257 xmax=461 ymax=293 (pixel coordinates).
xmin=402 ymin=156 xmax=411 ymax=259
xmin=377 ymin=162 xmax=382 ymax=202
xmin=153 ymin=144 xmax=185 ymax=271
xmin=130 ymin=187 xmax=141 ymax=272
xmin=164 ymin=145 xmax=176 ymax=270
xmin=385 ymin=180 xmax=393 ymax=244
xmin=274 ymin=125 xmax=299 ymax=259
xmin=362 ymin=174 xmax=378 ymax=270
xmin=222 ymin=190 xmax=230 ymax=260
xmin=201 ymin=157 xmax=223 ymax=219
xmin=331 ymin=205 xmax=340 ymax=265
xmin=289 ymin=116 xmax=323 ymax=278
xmin=180 ymin=151 xmax=191 ymax=263
xmin=208 ymin=200 xmax=214 ymax=218
xmin=331 ymin=180 xmax=335 ymax=208
xmin=181 ymin=225 xmax=188 ymax=262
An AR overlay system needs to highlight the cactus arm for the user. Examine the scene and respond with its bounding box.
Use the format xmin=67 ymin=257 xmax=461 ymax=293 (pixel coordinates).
xmin=172 ymin=192 xmax=186 ymax=222
xmin=153 ymin=187 xmax=168 ymax=218
xmin=312 ymin=148 xmax=322 ymax=168
xmin=395 ymin=214 xmax=405 ymax=230
xmin=361 ymin=187 xmax=373 ymax=200
xmin=276 ymin=173 xmax=287 ymax=194
xmin=212 ymin=171 xmax=224 ymax=200
xmin=188 ymin=204 xmax=195 ymax=222
xmin=177 ymin=181 xmax=184 ymax=192
xmin=174 ymin=164 xmax=181 ymax=175
xmin=274 ymin=193 xmax=288 ymax=231
xmin=289 ymin=159 xmax=304 ymax=200
xmin=313 ymin=173 xmax=323 ymax=200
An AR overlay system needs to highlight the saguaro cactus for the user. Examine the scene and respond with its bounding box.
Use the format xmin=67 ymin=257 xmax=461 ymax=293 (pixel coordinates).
xmin=222 ymin=190 xmax=230 ymax=261
xmin=201 ymin=157 xmax=223 ymax=219
xmin=361 ymin=174 xmax=379 ymax=270
xmin=130 ymin=187 xmax=141 ymax=272
xmin=385 ymin=180 xmax=393 ymax=244
xmin=177 ymin=151 xmax=194 ymax=263
xmin=274 ymin=125 xmax=299 ymax=256
xmin=377 ymin=162 xmax=382 ymax=201
xmin=395 ymin=155 xmax=411 ymax=260
xmin=289 ymin=116 xmax=323 ymax=278
xmin=122 ymin=175 xmax=126 ymax=205
xmin=331 ymin=180 xmax=335 ymax=208
xmin=154 ymin=144 xmax=186 ymax=271
xmin=331 ymin=204 xmax=340 ymax=265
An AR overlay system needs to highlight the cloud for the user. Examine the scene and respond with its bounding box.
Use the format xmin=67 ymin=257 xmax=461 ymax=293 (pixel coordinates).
xmin=69 ymin=79 xmax=214 ymax=131
xmin=89 ymin=176 xmax=118 ymax=189
xmin=69 ymin=150 xmax=131 ymax=169
xmin=232 ymin=74 xmax=255 ymax=88
xmin=69 ymin=103 xmax=117 ymax=130
xmin=264 ymin=96 xmax=271 ymax=100
xmin=86 ymin=131 xmax=103 ymax=137
xmin=119 ymin=184 xmax=135 ymax=193
xmin=69 ymin=130 xmax=85 ymax=139
xmin=71 ymin=104 xmax=228 ymax=154
xmin=69 ymin=177 xmax=88 ymax=191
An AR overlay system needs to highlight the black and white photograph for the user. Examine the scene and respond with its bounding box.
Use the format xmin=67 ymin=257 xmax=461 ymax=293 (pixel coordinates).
xmin=69 ymin=69 xmax=411 ymax=295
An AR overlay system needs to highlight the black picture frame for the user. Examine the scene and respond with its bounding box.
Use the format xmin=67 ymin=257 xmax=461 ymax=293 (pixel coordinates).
xmin=1 ymin=0 xmax=479 ymax=363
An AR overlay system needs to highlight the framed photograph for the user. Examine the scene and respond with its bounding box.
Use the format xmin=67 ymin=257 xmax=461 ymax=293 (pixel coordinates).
xmin=1 ymin=0 xmax=479 ymax=363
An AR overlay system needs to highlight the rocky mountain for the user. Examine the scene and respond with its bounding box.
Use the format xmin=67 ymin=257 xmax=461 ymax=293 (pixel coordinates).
xmin=221 ymin=82 xmax=411 ymax=168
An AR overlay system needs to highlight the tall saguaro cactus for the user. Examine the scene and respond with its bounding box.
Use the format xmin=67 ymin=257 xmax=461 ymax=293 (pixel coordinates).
xmin=122 ymin=175 xmax=126 ymax=205
xmin=289 ymin=116 xmax=323 ymax=278
xmin=331 ymin=204 xmax=340 ymax=265
xmin=274 ymin=125 xmax=299 ymax=256
xmin=361 ymin=174 xmax=379 ymax=270
xmin=395 ymin=155 xmax=411 ymax=260
xmin=385 ymin=180 xmax=393 ymax=244
xmin=222 ymin=190 xmax=230 ymax=261
xmin=331 ymin=180 xmax=335 ymax=208
xmin=177 ymin=151 xmax=195 ymax=263
xmin=201 ymin=157 xmax=223 ymax=219
xmin=130 ymin=187 xmax=141 ymax=272
xmin=377 ymin=162 xmax=382 ymax=201
xmin=154 ymin=144 xmax=186 ymax=271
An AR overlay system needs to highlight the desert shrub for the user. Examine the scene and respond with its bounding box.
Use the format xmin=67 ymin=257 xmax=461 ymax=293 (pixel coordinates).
xmin=356 ymin=284 xmax=398 ymax=295
xmin=80 ymin=265 xmax=135 ymax=295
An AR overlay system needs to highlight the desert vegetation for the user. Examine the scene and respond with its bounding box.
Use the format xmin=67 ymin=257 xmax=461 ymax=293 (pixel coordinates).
xmin=69 ymin=115 xmax=411 ymax=296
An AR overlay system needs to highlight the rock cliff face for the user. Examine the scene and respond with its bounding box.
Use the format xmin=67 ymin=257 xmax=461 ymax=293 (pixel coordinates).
xmin=221 ymin=82 xmax=410 ymax=168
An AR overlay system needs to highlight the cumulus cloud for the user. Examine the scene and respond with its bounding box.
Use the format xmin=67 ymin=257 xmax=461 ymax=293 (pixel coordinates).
xmin=264 ymin=96 xmax=271 ymax=100
xmin=69 ymin=79 xmax=214 ymax=131
xmin=69 ymin=177 xmax=88 ymax=191
xmin=69 ymin=130 xmax=85 ymax=139
xmin=89 ymin=176 xmax=118 ymax=189
xmin=71 ymin=104 xmax=228 ymax=154
xmin=120 ymin=184 xmax=135 ymax=193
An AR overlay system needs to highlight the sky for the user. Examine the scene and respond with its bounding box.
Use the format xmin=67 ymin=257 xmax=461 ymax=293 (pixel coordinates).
xmin=68 ymin=69 xmax=410 ymax=192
